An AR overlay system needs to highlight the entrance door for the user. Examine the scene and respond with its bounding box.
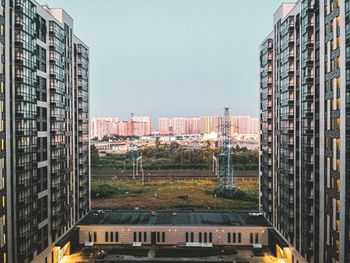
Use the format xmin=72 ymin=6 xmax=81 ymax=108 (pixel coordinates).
xmin=151 ymin=232 xmax=156 ymax=245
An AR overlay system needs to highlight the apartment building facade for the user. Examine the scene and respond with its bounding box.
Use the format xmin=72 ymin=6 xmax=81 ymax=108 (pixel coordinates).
xmin=259 ymin=0 xmax=350 ymax=262
xmin=200 ymin=116 xmax=259 ymax=136
xmin=90 ymin=118 xmax=119 ymax=140
xmin=0 ymin=1 xmax=90 ymax=263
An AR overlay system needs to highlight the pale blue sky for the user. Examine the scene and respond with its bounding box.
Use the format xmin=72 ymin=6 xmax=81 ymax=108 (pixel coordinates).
xmin=40 ymin=0 xmax=285 ymax=122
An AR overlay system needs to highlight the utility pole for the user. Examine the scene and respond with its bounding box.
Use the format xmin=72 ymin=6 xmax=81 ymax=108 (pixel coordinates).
xmin=213 ymin=153 xmax=218 ymax=178
xmin=131 ymin=112 xmax=134 ymax=137
xmin=136 ymin=153 xmax=142 ymax=176
xmin=129 ymin=112 xmax=137 ymax=179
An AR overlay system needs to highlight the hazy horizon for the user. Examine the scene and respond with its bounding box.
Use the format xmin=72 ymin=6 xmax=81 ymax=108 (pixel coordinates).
xmin=39 ymin=0 xmax=286 ymax=121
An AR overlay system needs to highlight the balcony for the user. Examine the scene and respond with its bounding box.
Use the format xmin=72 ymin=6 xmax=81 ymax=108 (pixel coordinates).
xmin=51 ymin=155 xmax=66 ymax=163
xmin=304 ymin=128 xmax=313 ymax=135
xmin=304 ymin=24 xmax=314 ymax=32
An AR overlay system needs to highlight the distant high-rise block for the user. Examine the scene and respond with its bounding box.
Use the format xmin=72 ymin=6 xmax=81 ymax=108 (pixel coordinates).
xmin=131 ymin=116 xmax=152 ymax=136
xmin=199 ymin=116 xmax=258 ymax=135
xmin=158 ymin=118 xmax=170 ymax=135
xmin=158 ymin=117 xmax=201 ymax=135
xmin=90 ymin=118 xmax=119 ymax=139
xmin=260 ymin=1 xmax=350 ymax=262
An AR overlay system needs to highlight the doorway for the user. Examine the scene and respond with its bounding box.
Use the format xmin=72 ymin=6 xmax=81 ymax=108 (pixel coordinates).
xmin=151 ymin=231 xmax=156 ymax=245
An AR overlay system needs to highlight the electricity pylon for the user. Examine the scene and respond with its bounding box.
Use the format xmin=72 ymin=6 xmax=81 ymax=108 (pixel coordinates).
xmin=216 ymin=107 xmax=237 ymax=196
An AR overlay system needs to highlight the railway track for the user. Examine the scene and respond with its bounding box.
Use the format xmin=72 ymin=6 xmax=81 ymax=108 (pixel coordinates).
xmin=92 ymin=170 xmax=258 ymax=180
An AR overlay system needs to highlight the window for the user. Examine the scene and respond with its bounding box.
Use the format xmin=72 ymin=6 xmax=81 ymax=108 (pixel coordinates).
xmin=209 ymin=232 xmax=212 ymax=243
xmin=162 ymin=232 xmax=165 ymax=242
xmin=204 ymin=232 xmax=207 ymax=243
xmin=36 ymin=15 xmax=47 ymax=43
xmin=133 ymin=232 xmax=137 ymax=242
xmin=105 ymin=232 xmax=108 ymax=242
xmin=250 ymin=233 xmax=254 ymax=243
xmin=199 ymin=232 xmax=202 ymax=243
xmin=227 ymin=233 xmax=231 ymax=243
xmin=115 ymin=232 xmax=119 ymax=242
xmin=37 ymin=107 xmax=47 ymax=132
xmin=144 ymin=232 xmax=147 ymax=242
xmin=238 ymin=233 xmax=241 ymax=243
xmin=36 ymin=76 xmax=47 ymax=102
xmin=157 ymin=232 xmax=160 ymax=242
xmin=93 ymin=232 xmax=97 ymax=242
xmin=186 ymin=232 xmax=189 ymax=242
xmin=38 ymin=167 xmax=48 ymax=192
xmin=138 ymin=232 xmax=142 ymax=242
xmin=233 ymin=233 xmax=236 ymax=243
xmin=255 ymin=233 xmax=259 ymax=243
xmin=110 ymin=232 xmax=113 ymax=242
xmin=37 ymin=196 xmax=48 ymax=223
xmin=190 ymin=232 xmax=194 ymax=242
xmin=88 ymin=232 xmax=92 ymax=242
xmin=337 ymin=37 xmax=340 ymax=49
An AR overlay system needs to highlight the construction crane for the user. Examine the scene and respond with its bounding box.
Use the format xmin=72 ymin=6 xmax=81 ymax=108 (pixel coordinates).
xmin=215 ymin=107 xmax=238 ymax=197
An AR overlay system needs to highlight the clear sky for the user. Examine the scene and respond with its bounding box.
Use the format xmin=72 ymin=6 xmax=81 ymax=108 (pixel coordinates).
xmin=40 ymin=0 xmax=286 ymax=121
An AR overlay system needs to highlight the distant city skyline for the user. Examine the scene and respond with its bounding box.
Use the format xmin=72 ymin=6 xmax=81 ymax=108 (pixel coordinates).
xmin=38 ymin=0 xmax=286 ymax=121
xmin=91 ymin=114 xmax=258 ymax=128
xmin=91 ymin=115 xmax=258 ymax=139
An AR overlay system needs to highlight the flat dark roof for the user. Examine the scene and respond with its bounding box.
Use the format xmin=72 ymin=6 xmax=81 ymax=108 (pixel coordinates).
xmin=77 ymin=210 xmax=271 ymax=227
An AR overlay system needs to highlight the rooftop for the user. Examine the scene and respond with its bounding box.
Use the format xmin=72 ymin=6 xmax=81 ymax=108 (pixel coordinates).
xmin=78 ymin=210 xmax=271 ymax=227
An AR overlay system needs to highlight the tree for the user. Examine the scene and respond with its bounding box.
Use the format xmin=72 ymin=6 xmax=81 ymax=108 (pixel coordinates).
xmin=91 ymin=144 xmax=100 ymax=167
xmin=155 ymin=138 xmax=160 ymax=149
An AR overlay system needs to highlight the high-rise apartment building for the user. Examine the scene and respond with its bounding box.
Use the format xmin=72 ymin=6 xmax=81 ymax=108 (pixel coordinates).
xmin=199 ymin=116 xmax=258 ymax=135
xmin=157 ymin=117 xmax=200 ymax=135
xmin=259 ymin=1 xmax=350 ymax=262
xmin=117 ymin=121 xmax=132 ymax=137
xmin=0 ymin=1 xmax=90 ymax=263
xmin=171 ymin=118 xmax=186 ymax=135
xmin=90 ymin=118 xmax=119 ymax=139
xmin=158 ymin=118 xmax=170 ymax=135
xmin=186 ymin=117 xmax=200 ymax=134
xmin=131 ymin=116 xmax=152 ymax=136
xmin=90 ymin=117 xmax=151 ymax=138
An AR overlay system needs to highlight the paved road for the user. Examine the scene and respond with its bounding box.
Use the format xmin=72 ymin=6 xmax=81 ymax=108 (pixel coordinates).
xmin=61 ymin=247 xmax=278 ymax=263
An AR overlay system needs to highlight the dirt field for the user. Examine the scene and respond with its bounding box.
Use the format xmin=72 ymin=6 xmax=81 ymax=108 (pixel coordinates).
xmin=91 ymin=178 xmax=259 ymax=210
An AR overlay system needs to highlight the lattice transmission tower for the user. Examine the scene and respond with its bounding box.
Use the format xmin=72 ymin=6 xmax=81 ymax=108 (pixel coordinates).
xmin=216 ymin=107 xmax=238 ymax=196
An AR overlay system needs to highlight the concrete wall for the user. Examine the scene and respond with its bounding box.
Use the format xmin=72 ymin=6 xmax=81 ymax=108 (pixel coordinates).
xmin=78 ymin=225 xmax=270 ymax=246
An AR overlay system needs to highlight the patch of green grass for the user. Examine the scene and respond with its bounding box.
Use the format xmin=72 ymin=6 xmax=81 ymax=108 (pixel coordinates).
xmin=108 ymin=248 xmax=149 ymax=257
xmin=91 ymin=178 xmax=259 ymax=210
xmin=252 ymin=248 xmax=265 ymax=257
xmin=155 ymin=247 xmax=237 ymax=258
xmin=177 ymin=195 xmax=190 ymax=201
xmin=82 ymin=246 xmax=149 ymax=257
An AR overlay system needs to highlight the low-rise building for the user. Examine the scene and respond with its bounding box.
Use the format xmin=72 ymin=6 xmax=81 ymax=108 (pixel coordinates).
xmin=77 ymin=210 xmax=271 ymax=247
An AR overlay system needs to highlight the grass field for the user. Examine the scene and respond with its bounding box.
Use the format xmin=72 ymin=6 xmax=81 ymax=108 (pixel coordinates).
xmin=91 ymin=177 xmax=259 ymax=210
